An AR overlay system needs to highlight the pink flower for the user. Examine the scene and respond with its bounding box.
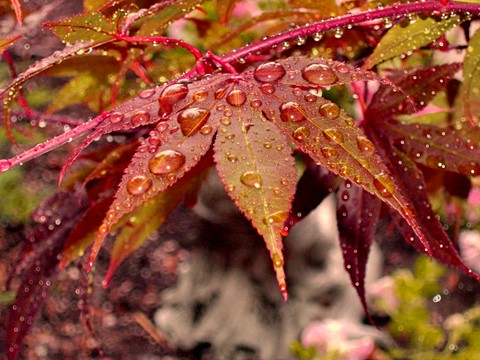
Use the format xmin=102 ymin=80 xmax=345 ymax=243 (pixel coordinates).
xmin=458 ymin=230 xmax=480 ymax=274
xmin=367 ymin=276 xmax=399 ymax=315
xmin=301 ymin=319 xmax=375 ymax=360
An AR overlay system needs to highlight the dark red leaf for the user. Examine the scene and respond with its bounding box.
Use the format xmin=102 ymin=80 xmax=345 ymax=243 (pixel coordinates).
xmin=336 ymin=180 xmax=382 ymax=322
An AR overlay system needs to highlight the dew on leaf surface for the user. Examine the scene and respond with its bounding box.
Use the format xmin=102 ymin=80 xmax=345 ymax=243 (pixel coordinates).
xmin=356 ymin=136 xmax=375 ymax=155
xmin=323 ymin=128 xmax=345 ymax=143
xmin=263 ymin=211 xmax=289 ymax=225
xmin=321 ymin=146 xmax=338 ymax=159
xmin=272 ymin=252 xmax=284 ymax=268
xmin=226 ymin=89 xmax=247 ymax=106
xmin=158 ymin=83 xmax=189 ymax=116
xmin=199 ymin=125 xmax=213 ymax=135
xmin=148 ymin=150 xmax=186 ymax=175
xmin=240 ymin=171 xmax=263 ymax=188
xmin=293 ymin=126 xmax=310 ymax=141
xmin=260 ymin=83 xmax=276 ymax=94
xmin=108 ymin=112 xmax=124 ymax=124
xmin=319 ymin=102 xmax=340 ymax=119
xmin=193 ymin=90 xmax=208 ymax=102
xmin=373 ymin=172 xmax=395 ymax=198
xmin=250 ymin=99 xmax=262 ymax=108
xmin=177 ymin=108 xmax=210 ymax=136
xmin=126 ymin=175 xmax=153 ymax=195
xmin=138 ymin=88 xmax=156 ymax=99
xmin=131 ymin=111 xmax=150 ymax=126
xmin=302 ymin=63 xmax=338 ymax=86
xmin=280 ymin=102 xmax=306 ymax=122
xmin=253 ymin=62 xmax=286 ymax=83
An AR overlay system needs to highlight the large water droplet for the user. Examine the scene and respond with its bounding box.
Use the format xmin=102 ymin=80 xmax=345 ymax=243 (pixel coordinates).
xmin=139 ymin=88 xmax=156 ymax=99
xmin=193 ymin=90 xmax=208 ymax=102
xmin=356 ymin=136 xmax=375 ymax=155
xmin=131 ymin=111 xmax=150 ymax=126
xmin=323 ymin=128 xmax=344 ymax=143
xmin=226 ymin=89 xmax=247 ymax=106
xmin=293 ymin=126 xmax=310 ymax=141
xmin=260 ymin=83 xmax=276 ymax=94
xmin=253 ymin=62 xmax=286 ymax=82
xmin=373 ymin=172 xmax=395 ymax=198
xmin=302 ymin=63 xmax=338 ymax=86
xmin=109 ymin=112 xmax=124 ymax=124
xmin=321 ymin=146 xmax=338 ymax=158
xmin=126 ymin=175 xmax=153 ymax=195
xmin=240 ymin=171 xmax=262 ymax=188
xmin=319 ymin=102 xmax=340 ymax=119
xmin=148 ymin=150 xmax=186 ymax=174
xmin=200 ymin=125 xmax=213 ymax=135
xmin=0 ymin=159 xmax=12 ymax=172
xmin=177 ymin=108 xmax=210 ymax=136
xmin=280 ymin=102 xmax=306 ymax=122
xmin=250 ymin=99 xmax=262 ymax=108
xmin=158 ymin=83 xmax=189 ymax=116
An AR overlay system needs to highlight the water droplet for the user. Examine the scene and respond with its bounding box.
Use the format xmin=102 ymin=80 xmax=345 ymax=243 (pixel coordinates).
xmin=226 ymin=89 xmax=247 ymax=107
xmin=272 ymin=252 xmax=284 ymax=267
xmin=108 ymin=112 xmax=124 ymax=124
xmin=99 ymin=224 xmax=109 ymax=235
xmin=199 ymin=125 xmax=213 ymax=135
xmin=263 ymin=211 xmax=288 ymax=225
xmin=192 ymin=90 xmax=208 ymax=102
xmin=338 ymin=165 xmax=349 ymax=177
xmin=304 ymin=93 xmax=317 ymax=102
xmin=335 ymin=63 xmax=350 ymax=74
xmin=227 ymin=154 xmax=238 ymax=162
xmin=131 ymin=111 xmax=150 ymax=126
xmin=356 ymin=136 xmax=375 ymax=155
xmin=263 ymin=142 xmax=272 ymax=149
xmin=177 ymin=108 xmax=210 ymax=136
xmin=220 ymin=117 xmax=231 ymax=126
xmin=279 ymin=283 xmax=288 ymax=301
xmin=139 ymin=88 xmax=156 ymax=99
xmin=280 ymin=102 xmax=306 ymax=122
xmin=373 ymin=172 xmax=395 ymax=198
xmin=321 ymin=146 xmax=338 ymax=158
xmin=293 ymin=126 xmax=310 ymax=141
xmin=0 ymin=159 xmax=12 ymax=172
xmin=323 ymin=128 xmax=344 ymax=143
xmin=214 ymin=87 xmax=227 ymax=100
xmin=126 ymin=175 xmax=153 ymax=195
xmin=426 ymin=155 xmax=446 ymax=169
xmin=319 ymin=102 xmax=340 ymax=119
xmin=158 ymin=83 xmax=189 ymax=116
xmin=250 ymin=99 xmax=262 ymax=108
xmin=302 ymin=63 xmax=338 ymax=86
xmin=253 ymin=62 xmax=286 ymax=82
xmin=260 ymin=83 xmax=276 ymax=94
xmin=240 ymin=171 xmax=262 ymax=188
xmin=224 ymin=108 xmax=233 ymax=117
xmin=458 ymin=162 xmax=480 ymax=176
xmin=148 ymin=150 xmax=186 ymax=174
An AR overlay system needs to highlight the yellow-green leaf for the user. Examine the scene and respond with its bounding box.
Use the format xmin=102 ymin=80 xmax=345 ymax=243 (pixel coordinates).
xmin=364 ymin=15 xmax=462 ymax=69
xmin=462 ymin=29 xmax=480 ymax=125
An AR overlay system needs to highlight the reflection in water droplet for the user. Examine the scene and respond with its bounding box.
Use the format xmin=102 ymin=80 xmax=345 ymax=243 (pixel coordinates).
xmin=323 ymin=128 xmax=344 ymax=143
xmin=148 ymin=150 xmax=186 ymax=174
xmin=302 ymin=63 xmax=338 ymax=85
xmin=254 ymin=62 xmax=286 ymax=82
xmin=214 ymin=88 xmax=227 ymax=100
xmin=280 ymin=102 xmax=306 ymax=122
xmin=263 ymin=211 xmax=288 ymax=226
xmin=373 ymin=172 xmax=395 ymax=198
xmin=158 ymin=83 xmax=189 ymax=116
xmin=177 ymin=108 xmax=210 ymax=136
xmin=272 ymin=252 xmax=284 ymax=268
xmin=200 ymin=125 xmax=213 ymax=135
xmin=126 ymin=175 xmax=153 ymax=195
xmin=260 ymin=83 xmax=276 ymax=94
xmin=240 ymin=171 xmax=262 ymax=188
xmin=139 ymin=88 xmax=156 ymax=99
xmin=109 ymin=112 xmax=124 ymax=124
xmin=193 ymin=90 xmax=208 ymax=102
xmin=319 ymin=102 xmax=340 ymax=119
xmin=356 ymin=136 xmax=375 ymax=155
xmin=131 ymin=111 xmax=150 ymax=126
xmin=250 ymin=99 xmax=262 ymax=108
xmin=226 ymin=89 xmax=247 ymax=106
xmin=321 ymin=146 xmax=338 ymax=158
xmin=336 ymin=63 xmax=350 ymax=74
xmin=293 ymin=126 xmax=310 ymax=141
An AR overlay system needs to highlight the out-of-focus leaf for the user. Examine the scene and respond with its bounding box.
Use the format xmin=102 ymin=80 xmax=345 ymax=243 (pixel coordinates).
xmin=367 ymin=63 xmax=461 ymax=117
xmin=10 ymin=0 xmax=22 ymax=24
xmin=288 ymin=0 xmax=339 ymax=15
xmin=216 ymin=0 xmax=238 ymax=24
xmin=462 ymin=29 xmax=480 ymax=125
xmin=364 ymin=15 xmax=462 ymax=69
xmin=7 ymin=191 xmax=89 ymax=360
xmin=336 ymin=180 xmax=381 ymax=322
xmin=0 ymin=36 xmax=21 ymax=52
